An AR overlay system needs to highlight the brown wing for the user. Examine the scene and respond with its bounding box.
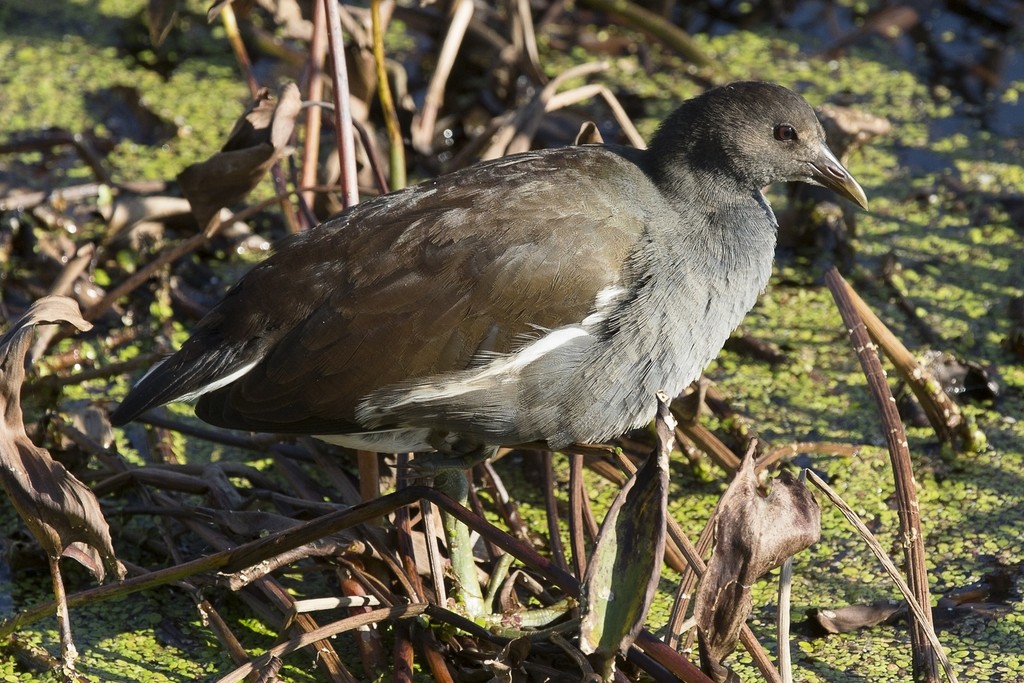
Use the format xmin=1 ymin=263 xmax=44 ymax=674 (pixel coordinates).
xmin=183 ymin=146 xmax=652 ymax=433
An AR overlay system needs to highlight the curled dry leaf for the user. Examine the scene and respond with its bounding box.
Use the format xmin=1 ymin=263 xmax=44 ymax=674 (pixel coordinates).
xmin=575 ymin=121 xmax=605 ymax=145
xmin=0 ymin=296 xmax=125 ymax=583
xmin=919 ymin=349 xmax=999 ymax=403
xmin=694 ymin=453 xmax=820 ymax=682
xmin=815 ymin=104 xmax=892 ymax=163
xmin=177 ymin=82 xmax=301 ymax=231
xmin=105 ymin=194 xmax=193 ymax=243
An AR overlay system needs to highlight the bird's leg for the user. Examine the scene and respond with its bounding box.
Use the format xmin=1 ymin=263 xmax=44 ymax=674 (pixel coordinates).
xmin=432 ymin=468 xmax=486 ymax=617
xmin=392 ymin=436 xmax=496 ymax=478
xmin=400 ymin=451 xmax=493 ymax=476
xmin=416 ymin=442 xmax=497 ymax=616
xmin=394 ymin=443 xmax=496 ymax=616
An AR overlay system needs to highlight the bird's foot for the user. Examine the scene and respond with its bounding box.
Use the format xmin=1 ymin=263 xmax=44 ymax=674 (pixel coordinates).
xmin=393 ymin=446 xmax=497 ymax=478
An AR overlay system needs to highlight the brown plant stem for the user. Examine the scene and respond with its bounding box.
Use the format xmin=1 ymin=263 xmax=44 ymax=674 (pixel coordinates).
xmin=840 ymin=275 xmax=969 ymax=448
xmin=0 ymin=180 xmax=159 ymax=213
xmin=50 ymin=557 xmax=77 ymax=676
xmin=758 ymin=441 xmax=861 ymax=471
xmin=825 ymin=266 xmax=938 ymax=682
xmin=371 ymin=0 xmax=406 ymax=189
xmin=300 ymin=0 xmax=328 ymax=214
xmin=412 ymin=622 xmax=457 ymax=683
xmin=323 ymin=0 xmax=360 ymax=208
xmin=568 ymin=451 xmax=590 ymax=579
xmin=675 ymin=418 xmax=741 ymax=472
xmin=321 ymin=0 xmax=375 ymax=496
xmin=392 ymin=623 xmax=415 ymax=683
xmin=411 ymin=0 xmax=474 ymax=154
xmin=542 ymin=451 xmax=570 ymax=571
xmin=216 ymin=604 xmax=427 ymax=683
xmin=0 ymin=130 xmax=111 ymax=186
xmin=806 ymin=470 xmax=959 ymax=683
xmin=351 ymin=117 xmax=390 ymax=193
xmin=393 ymin=459 xmax=427 ymax=603
xmin=220 ymin=4 xmax=259 ymax=95
xmin=2 ymin=485 xmax=707 ymax=680
xmin=579 ymin=0 xmax=712 ymax=68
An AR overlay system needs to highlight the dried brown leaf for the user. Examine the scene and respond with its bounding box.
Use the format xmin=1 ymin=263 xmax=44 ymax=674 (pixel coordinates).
xmin=177 ymin=82 xmax=301 ymax=231
xmin=694 ymin=453 xmax=820 ymax=682
xmin=0 ymin=296 xmax=124 ymax=582
xmin=574 ymin=121 xmax=604 ymax=145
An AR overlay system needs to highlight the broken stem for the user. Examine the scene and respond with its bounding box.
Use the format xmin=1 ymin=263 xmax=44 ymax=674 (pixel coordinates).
xmin=50 ymin=557 xmax=78 ymax=677
xmin=841 ymin=275 xmax=965 ymax=446
xmin=825 ymin=266 xmax=938 ymax=682
xmin=806 ymin=469 xmax=958 ymax=683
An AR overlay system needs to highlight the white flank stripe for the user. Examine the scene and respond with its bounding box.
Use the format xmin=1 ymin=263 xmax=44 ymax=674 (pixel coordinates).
xmin=594 ymin=284 xmax=626 ymax=308
xmin=582 ymin=284 xmax=626 ymax=327
xmin=503 ymin=326 xmax=588 ymax=372
xmin=385 ymin=326 xmax=589 ymax=409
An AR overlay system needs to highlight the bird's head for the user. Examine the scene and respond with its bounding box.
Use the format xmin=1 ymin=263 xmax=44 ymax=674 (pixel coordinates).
xmin=650 ymin=81 xmax=869 ymax=209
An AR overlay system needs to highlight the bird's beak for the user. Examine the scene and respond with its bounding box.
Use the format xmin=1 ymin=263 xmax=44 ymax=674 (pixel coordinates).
xmin=809 ymin=143 xmax=869 ymax=209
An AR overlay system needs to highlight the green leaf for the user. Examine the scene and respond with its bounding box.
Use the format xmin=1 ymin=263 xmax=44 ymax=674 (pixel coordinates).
xmin=579 ymin=392 xmax=673 ymax=679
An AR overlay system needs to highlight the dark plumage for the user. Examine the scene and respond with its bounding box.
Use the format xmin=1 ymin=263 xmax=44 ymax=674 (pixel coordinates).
xmin=112 ymin=81 xmax=867 ymax=456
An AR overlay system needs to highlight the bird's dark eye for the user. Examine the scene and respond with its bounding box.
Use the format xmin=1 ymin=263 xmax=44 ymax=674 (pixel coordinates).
xmin=773 ymin=123 xmax=797 ymax=142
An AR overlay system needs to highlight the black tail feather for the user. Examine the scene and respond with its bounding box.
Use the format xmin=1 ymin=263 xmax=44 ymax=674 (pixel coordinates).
xmin=110 ymin=345 xmax=255 ymax=425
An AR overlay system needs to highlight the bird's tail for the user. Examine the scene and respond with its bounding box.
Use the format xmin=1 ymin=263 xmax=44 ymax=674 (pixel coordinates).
xmin=110 ymin=344 xmax=258 ymax=425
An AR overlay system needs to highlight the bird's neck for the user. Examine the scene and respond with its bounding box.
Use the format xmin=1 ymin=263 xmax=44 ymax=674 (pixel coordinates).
xmin=641 ymin=145 xmax=751 ymax=219
xmin=643 ymin=104 xmax=765 ymax=208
